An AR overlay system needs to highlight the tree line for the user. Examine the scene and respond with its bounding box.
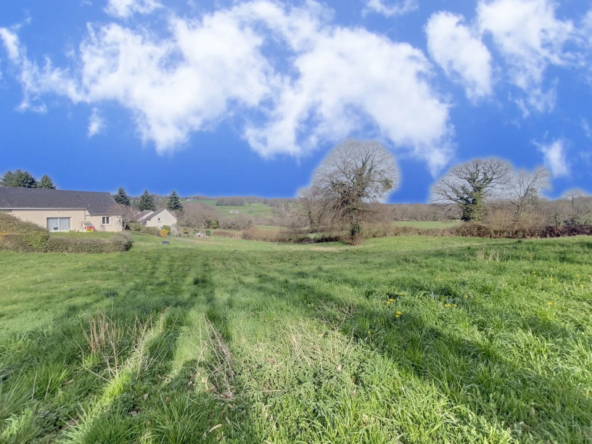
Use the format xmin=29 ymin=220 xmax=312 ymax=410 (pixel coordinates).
xmin=0 ymin=170 xmax=56 ymax=189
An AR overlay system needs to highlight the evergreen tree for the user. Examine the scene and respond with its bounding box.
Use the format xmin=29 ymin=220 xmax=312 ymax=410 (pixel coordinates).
xmin=138 ymin=190 xmax=156 ymax=211
xmin=0 ymin=170 xmax=37 ymax=188
xmin=114 ymin=187 xmax=131 ymax=206
xmin=38 ymin=175 xmax=56 ymax=189
xmin=167 ymin=191 xmax=183 ymax=211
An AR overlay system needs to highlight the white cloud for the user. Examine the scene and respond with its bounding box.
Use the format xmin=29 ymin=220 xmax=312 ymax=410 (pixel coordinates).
xmin=105 ymin=0 xmax=161 ymax=18
xmin=364 ymin=0 xmax=418 ymax=17
xmin=426 ymin=12 xmax=493 ymax=100
xmin=1 ymin=1 xmax=453 ymax=173
xmin=0 ymin=28 xmax=21 ymax=61
xmin=88 ymin=108 xmax=104 ymax=137
xmin=537 ymin=139 xmax=569 ymax=177
xmin=477 ymin=0 xmax=574 ymax=112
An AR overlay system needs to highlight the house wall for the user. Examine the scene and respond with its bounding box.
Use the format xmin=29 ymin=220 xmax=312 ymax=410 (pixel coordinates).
xmin=145 ymin=210 xmax=178 ymax=233
xmin=87 ymin=215 xmax=123 ymax=233
xmin=10 ymin=209 xmax=87 ymax=232
xmin=8 ymin=209 xmax=123 ymax=233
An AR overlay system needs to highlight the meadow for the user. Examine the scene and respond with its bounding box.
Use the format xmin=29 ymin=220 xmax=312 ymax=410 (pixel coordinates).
xmin=185 ymin=201 xmax=274 ymax=219
xmin=1 ymin=233 xmax=591 ymax=443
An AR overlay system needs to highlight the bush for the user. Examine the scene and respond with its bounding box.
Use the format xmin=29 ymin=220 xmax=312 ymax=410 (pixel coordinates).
xmin=0 ymin=213 xmax=50 ymax=251
xmin=162 ymin=225 xmax=171 ymax=233
xmin=212 ymin=231 xmax=238 ymax=239
xmin=241 ymin=227 xmax=341 ymax=244
xmin=159 ymin=229 xmax=169 ymax=238
xmin=45 ymin=233 xmax=132 ymax=253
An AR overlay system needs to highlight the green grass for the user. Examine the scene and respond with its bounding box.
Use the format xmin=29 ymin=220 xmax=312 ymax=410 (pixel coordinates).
xmin=393 ymin=220 xmax=461 ymax=228
xmin=186 ymin=200 xmax=274 ymax=218
xmin=1 ymin=234 xmax=592 ymax=443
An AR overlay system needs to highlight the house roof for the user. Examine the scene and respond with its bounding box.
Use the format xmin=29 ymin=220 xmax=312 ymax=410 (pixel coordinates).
xmin=136 ymin=210 xmax=153 ymax=221
xmin=137 ymin=208 xmax=176 ymax=223
xmin=0 ymin=188 xmax=117 ymax=215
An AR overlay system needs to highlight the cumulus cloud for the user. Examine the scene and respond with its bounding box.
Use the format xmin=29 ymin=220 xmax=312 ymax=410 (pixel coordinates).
xmin=426 ymin=12 xmax=493 ymax=100
xmin=0 ymin=1 xmax=453 ymax=173
xmin=537 ymin=139 xmax=570 ymax=177
xmin=364 ymin=0 xmax=418 ymax=17
xmin=88 ymin=108 xmax=104 ymax=137
xmin=477 ymin=0 xmax=574 ymax=111
xmin=105 ymin=0 xmax=161 ymax=18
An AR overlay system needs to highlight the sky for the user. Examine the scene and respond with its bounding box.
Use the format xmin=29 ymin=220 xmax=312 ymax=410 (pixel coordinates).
xmin=0 ymin=0 xmax=591 ymax=202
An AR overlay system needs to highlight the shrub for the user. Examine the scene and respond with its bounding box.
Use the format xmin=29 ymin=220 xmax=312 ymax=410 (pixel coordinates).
xmin=0 ymin=213 xmax=50 ymax=251
xmin=212 ymin=231 xmax=238 ymax=239
xmin=162 ymin=225 xmax=171 ymax=233
xmin=159 ymin=229 xmax=169 ymax=238
xmin=45 ymin=233 xmax=132 ymax=253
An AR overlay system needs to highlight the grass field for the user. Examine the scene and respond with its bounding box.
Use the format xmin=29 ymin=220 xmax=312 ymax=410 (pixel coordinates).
xmin=393 ymin=220 xmax=461 ymax=229
xmin=186 ymin=200 xmax=275 ymax=219
xmin=1 ymin=234 xmax=591 ymax=443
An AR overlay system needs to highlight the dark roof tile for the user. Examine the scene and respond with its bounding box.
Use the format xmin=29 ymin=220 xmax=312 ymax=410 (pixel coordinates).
xmin=0 ymin=188 xmax=117 ymax=215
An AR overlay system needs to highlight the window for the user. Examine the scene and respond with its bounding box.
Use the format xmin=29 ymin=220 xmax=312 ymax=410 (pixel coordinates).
xmin=102 ymin=216 xmax=110 ymax=225
xmin=47 ymin=217 xmax=70 ymax=232
xmin=158 ymin=217 xmax=161 ymax=222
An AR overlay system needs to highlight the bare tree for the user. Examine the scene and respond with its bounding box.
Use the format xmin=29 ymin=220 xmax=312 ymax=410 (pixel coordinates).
xmin=432 ymin=158 xmax=512 ymax=222
xmin=297 ymin=186 xmax=327 ymax=232
xmin=308 ymin=139 xmax=399 ymax=244
xmin=179 ymin=203 xmax=219 ymax=229
xmin=507 ymin=166 xmax=551 ymax=222
xmin=107 ymin=204 xmax=139 ymax=230
xmin=561 ymin=189 xmax=592 ymax=225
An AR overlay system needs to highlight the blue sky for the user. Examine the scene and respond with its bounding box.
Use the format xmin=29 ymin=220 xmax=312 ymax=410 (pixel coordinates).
xmin=0 ymin=0 xmax=590 ymax=201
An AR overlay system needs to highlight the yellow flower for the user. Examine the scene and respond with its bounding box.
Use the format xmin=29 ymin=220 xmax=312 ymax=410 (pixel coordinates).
xmin=580 ymin=285 xmax=584 ymax=288
xmin=453 ymin=304 xmax=457 ymax=307
xmin=396 ymin=311 xmax=402 ymax=315
xmin=547 ymin=302 xmax=553 ymax=306
xmin=464 ymin=295 xmax=468 ymax=298
xmin=395 ymin=315 xmax=400 ymax=318
xmin=550 ymin=278 xmax=553 ymax=281
xmin=445 ymin=304 xmax=451 ymax=307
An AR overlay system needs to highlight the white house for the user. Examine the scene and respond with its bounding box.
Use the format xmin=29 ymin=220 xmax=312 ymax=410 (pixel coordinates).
xmin=137 ymin=209 xmax=178 ymax=233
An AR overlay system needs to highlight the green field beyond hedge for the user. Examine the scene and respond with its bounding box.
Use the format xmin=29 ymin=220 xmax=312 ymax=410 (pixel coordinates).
xmin=1 ymin=234 xmax=591 ymax=443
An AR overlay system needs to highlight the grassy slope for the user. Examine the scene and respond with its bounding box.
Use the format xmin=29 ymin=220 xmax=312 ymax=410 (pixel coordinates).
xmin=186 ymin=200 xmax=274 ymax=219
xmin=1 ymin=234 xmax=591 ymax=443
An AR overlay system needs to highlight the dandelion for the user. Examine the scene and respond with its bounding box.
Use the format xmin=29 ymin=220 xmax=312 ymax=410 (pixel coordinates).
xmin=396 ymin=311 xmax=402 ymax=315
xmin=464 ymin=295 xmax=468 ymax=298
xmin=547 ymin=302 xmax=553 ymax=306
xmin=395 ymin=315 xmax=400 ymax=318
xmin=453 ymin=304 xmax=457 ymax=307
xmin=445 ymin=304 xmax=451 ymax=307
xmin=580 ymin=285 xmax=584 ymax=288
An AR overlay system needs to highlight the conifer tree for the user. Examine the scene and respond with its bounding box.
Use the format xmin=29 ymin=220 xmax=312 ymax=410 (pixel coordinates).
xmin=38 ymin=175 xmax=56 ymax=189
xmin=138 ymin=190 xmax=156 ymax=211
xmin=0 ymin=170 xmax=38 ymax=188
xmin=167 ymin=191 xmax=183 ymax=211
xmin=114 ymin=187 xmax=131 ymax=206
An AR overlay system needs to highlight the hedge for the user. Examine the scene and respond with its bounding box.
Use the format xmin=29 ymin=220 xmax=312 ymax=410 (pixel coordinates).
xmin=45 ymin=233 xmax=132 ymax=253
xmin=0 ymin=213 xmax=50 ymax=251
xmin=0 ymin=213 xmax=132 ymax=253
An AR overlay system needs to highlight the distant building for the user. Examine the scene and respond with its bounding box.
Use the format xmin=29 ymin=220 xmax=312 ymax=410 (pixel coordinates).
xmin=0 ymin=188 xmax=122 ymax=232
xmin=136 ymin=209 xmax=178 ymax=233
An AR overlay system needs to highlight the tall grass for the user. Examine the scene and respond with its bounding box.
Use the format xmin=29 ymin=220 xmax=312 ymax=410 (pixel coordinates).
xmin=0 ymin=233 xmax=591 ymax=442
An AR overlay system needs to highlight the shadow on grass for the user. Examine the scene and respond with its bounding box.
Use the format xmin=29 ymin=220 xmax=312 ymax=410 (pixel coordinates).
xmin=249 ymin=260 xmax=592 ymax=442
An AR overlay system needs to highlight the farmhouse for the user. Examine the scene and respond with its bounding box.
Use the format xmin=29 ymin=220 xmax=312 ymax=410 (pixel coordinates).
xmin=136 ymin=208 xmax=177 ymax=233
xmin=0 ymin=188 xmax=122 ymax=232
